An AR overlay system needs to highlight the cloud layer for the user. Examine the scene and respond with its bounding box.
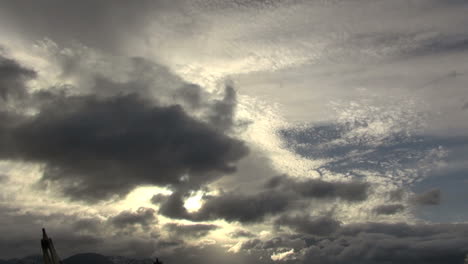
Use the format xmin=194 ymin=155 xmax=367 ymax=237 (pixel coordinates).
xmin=1 ymin=1 xmax=468 ymax=263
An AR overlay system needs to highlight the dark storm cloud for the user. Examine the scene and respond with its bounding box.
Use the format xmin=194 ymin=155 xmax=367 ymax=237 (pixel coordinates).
xmin=411 ymin=189 xmax=441 ymax=205
xmin=0 ymin=53 xmax=249 ymax=202
xmin=372 ymin=204 xmax=405 ymax=215
xmin=110 ymin=207 xmax=157 ymax=230
xmin=0 ymin=55 xmax=36 ymax=102
xmin=275 ymin=215 xmax=341 ymax=236
xmin=159 ymin=176 xmax=369 ymax=223
xmin=164 ymin=223 xmax=218 ymax=238
xmin=0 ymin=93 xmax=248 ymax=201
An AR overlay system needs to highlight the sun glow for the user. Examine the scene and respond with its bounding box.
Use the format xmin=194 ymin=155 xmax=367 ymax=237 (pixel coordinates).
xmin=184 ymin=191 xmax=204 ymax=213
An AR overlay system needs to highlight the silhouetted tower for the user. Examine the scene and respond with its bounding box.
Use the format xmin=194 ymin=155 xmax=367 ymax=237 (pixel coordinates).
xmin=41 ymin=228 xmax=63 ymax=264
xmin=154 ymin=258 xmax=163 ymax=264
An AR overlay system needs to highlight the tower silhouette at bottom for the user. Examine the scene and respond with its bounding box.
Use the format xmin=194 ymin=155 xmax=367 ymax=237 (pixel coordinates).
xmin=41 ymin=228 xmax=63 ymax=264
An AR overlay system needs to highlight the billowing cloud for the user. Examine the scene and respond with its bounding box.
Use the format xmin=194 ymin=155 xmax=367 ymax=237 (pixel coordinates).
xmin=15 ymin=93 xmax=247 ymax=201
xmin=0 ymin=54 xmax=249 ymax=202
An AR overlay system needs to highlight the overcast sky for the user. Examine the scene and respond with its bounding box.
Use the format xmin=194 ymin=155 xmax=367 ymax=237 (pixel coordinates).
xmin=1 ymin=1 xmax=468 ymax=263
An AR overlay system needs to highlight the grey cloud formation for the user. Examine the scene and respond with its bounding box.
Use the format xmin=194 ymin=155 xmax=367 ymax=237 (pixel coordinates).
xmin=0 ymin=54 xmax=249 ymax=202
xmin=266 ymin=175 xmax=369 ymax=202
xmin=301 ymin=222 xmax=468 ymax=264
xmin=157 ymin=243 xmax=272 ymax=264
xmin=207 ymin=84 xmax=237 ymax=131
xmin=372 ymin=204 xmax=405 ymax=215
xmin=193 ymin=190 xmax=292 ymax=223
xmin=411 ymin=189 xmax=441 ymax=206
xmin=237 ymin=235 xmax=306 ymax=252
xmin=164 ymin=223 xmax=218 ymax=238
xmin=13 ymin=94 xmax=247 ymax=201
xmin=2 ymin=0 xmax=468 ymax=262
xmin=158 ymin=189 xmax=292 ymax=223
xmin=150 ymin=194 xmax=170 ymax=205
xmin=0 ymin=0 xmax=176 ymax=53
xmin=236 ymin=222 xmax=468 ymax=264
xmin=158 ymin=176 xmax=369 ymax=223
xmin=110 ymin=207 xmax=157 ymax=230
xmin=0 ymin=205 xmax=187 ymax=259
xmin=275 ymin=215 xmax=341 ymax=236
xmin=0 ymin=54 xmax=36 ymax=102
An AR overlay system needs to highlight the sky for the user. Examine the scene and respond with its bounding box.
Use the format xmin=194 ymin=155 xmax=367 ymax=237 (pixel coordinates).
xmin=0 ymin=0 xmax=468 ymax=263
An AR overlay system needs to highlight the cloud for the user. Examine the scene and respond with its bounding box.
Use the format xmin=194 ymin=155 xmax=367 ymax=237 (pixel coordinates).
xmin=270 ymin=248 xmax=295 ymax=262
xmin=151 ymin=193 xmax=170 ymax=204
xmin=110 ymin=207 xmax=157 ymax=230
xmin=301 ymin=222 xmax=468 ymax=264
xmin=279 ymin=118 xmax=446 ymax=185
xmin=159 ymin=176 xmax=369 ymax=223
xmin=0 ymin=0 xmax=177 ymax=53
xmin=411 ymin=189 xmax=441 ymax=206
xmin=229 ymin=230 xmax=256 ymax=238
xmin=207 ymin=84 xmax=237 ymax=131
xmin=372 ymin=204 xmax=405 ymax=215
xmin=158 ymin=189 xmax=292 ymax=223
xmin=235 ymin=222 xmax=468 ymax=264
xmin=0 ymin=51 xmax=250 ymax=203
xmin=266 ymin=175 xmax=370 ymax=202
xmin=0 ymin=54 xmax=36 ymax=102
xmin=164 ymin=223 xmax=218 ymax=239
xmin=193 ymin=190 xmax=293 ymax=223
xmin=0 ymin=91 xmax=248 ymax=201
xmin=275 ymin=215 xmax=341 ymax=236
